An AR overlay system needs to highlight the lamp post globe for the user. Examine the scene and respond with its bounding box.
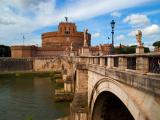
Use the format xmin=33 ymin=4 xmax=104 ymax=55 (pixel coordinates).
xmin=111 ymin=20 xmax=115 ymax=29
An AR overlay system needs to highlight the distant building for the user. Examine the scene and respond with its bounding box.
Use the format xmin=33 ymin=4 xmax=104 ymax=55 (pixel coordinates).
xmin=11 ymin=20 xmax=91 ymax=58
xmin=11 ymin=19 xmax=113 ymax=58
xmin=90 ymin=44 xmax=112 ymax=56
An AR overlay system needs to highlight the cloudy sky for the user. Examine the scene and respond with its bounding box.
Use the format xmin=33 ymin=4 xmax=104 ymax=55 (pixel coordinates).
xmin=0 ymin=0 xmax=160 ymax=49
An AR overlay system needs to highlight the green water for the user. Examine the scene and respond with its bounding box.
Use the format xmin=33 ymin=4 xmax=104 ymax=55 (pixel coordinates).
xmin=0 ymin=76 xmax=69 ymax=120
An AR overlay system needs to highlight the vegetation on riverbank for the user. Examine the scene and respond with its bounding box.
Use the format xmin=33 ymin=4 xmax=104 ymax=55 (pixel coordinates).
xmin=0 ymin=71 xmax=61 ymax=79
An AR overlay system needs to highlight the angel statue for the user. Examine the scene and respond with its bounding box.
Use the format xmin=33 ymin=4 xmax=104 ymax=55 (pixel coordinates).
xmin=136 ymin=30 xmax=143 ymax=47
xmin=83 ymin=28 xmax=88 ymax=47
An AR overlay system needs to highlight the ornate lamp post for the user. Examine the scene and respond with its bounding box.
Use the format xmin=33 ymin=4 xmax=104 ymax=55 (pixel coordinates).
xmin=110 ymin=20 xmax=115 ymax=54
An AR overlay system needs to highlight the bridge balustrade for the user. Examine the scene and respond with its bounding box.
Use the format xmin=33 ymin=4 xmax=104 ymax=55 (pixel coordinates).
xmin=89 ymin=58 xmax=91 ymax=64
xmin=91 ymin=58 xmax=94 ymax=64
xmin=149 ymin=56 xmax=160 ymax=74
xmin=93 ymin=58 xmax=95 ymax=64
xmin=105 ymin=57 xmax=108 ymax=66
xmin=97 ymin=58 xmax=100 ymax=65
xmin=79 ymin=53 xmax=160 ymax=74
xmin=113 ymin=57 xmax=118 ymax=67
xmin=127 ymin=57 xmax=136 ymax=70
xmin=93 ymin=57 xmax=97 ymax=64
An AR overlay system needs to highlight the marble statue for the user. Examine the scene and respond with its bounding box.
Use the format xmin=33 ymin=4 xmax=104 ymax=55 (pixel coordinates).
xmin=84 ymin=29 xmax=88 ymax=47
xmin=136 ymin=30 xmax=143 ymax=47
xmin=70 ymin=42 xmax=73 ymax=51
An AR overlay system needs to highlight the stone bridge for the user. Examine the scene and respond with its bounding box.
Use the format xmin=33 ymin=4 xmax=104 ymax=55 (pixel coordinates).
xmin=0 ymin=53 xmax=160 ymax=120
xmin=69 ymin=53 xmax=160 ymax=120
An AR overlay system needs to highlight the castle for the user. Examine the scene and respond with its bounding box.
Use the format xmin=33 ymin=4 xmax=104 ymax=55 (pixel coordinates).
xmin=11 ymin=19 xmax=112 ymax=58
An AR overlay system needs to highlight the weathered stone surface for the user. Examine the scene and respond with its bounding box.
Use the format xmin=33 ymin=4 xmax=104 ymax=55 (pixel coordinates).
xmin=136 ymin=47 xmax=144 ymax=54
xmin=70 ymin=92 xmax=88 ymax=120
xmin=88 ymin=70 xmax=160 ymax=120
xmin=0 ymin=58 xmax=33 ymax=72
xmin=88 ymin=64 xmax=160 ymax=95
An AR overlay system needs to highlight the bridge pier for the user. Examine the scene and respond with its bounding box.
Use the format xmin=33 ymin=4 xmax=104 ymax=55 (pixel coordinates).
xmin=70 ymin=63 xmax=89 ymax=120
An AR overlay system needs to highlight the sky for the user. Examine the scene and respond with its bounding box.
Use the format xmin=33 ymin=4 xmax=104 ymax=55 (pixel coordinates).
xmin=0 ymin=0 xmax=160 ymax=50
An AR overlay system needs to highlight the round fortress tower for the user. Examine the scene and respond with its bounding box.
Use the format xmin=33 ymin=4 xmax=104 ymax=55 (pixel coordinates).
xmin=42 ymin=21 xmax=91 ymax=50
xmin=11 ymin=19 xmax=91 ymax=58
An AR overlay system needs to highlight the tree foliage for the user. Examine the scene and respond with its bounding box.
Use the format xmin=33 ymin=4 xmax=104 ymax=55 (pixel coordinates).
xmin=153 ymin=41 xmax=160 ymax=47
xmin=114 ymin=45 xmax=150 ymax=54
xmin=0 ymin=45 xmax=11 ymax=57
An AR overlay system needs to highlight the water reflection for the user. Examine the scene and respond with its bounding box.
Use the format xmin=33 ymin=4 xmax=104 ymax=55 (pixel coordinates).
xmin=0 ymin=77 xmax=69 ymax=120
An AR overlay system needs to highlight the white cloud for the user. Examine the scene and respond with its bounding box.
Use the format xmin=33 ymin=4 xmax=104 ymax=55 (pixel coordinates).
xmin=92 ymin=33 xmax=101 ymax=39
xmin=129 ymin=24 xmax=160 ymax=36
xmin=111 ymin=11 xmax=121 ymax=17
xmin=124 ymin=14 xmax=150 ymax=25
xmin=11 ymin=0 xmax=50 ymax=9
xmin=0 ymin=16 xmax=16 ymax=25
xmin=143 ymin=24 xmax=160 ymax=35
xmin=129 ymin=30 xmax=137 ymax=36
xmin=67 ymin=0 xmax=153 ymax=21
xmin=0 ymin=0 xmax=154 ymax=45
xmin=116 ymin=35 xmax=125 ymax=40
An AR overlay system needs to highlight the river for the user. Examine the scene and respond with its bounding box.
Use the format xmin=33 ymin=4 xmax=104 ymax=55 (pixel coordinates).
xmin=0 ymin=76 xmax=69 ymax=120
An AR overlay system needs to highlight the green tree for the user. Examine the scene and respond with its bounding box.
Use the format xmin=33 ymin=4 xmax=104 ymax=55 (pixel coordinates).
xmin=114 ymin=45 xmax=150 ymax=54
xmin=0 ymin=45 xmax=11 ymax=57
xmin=153 ymin=41 xmax=160 ymax=47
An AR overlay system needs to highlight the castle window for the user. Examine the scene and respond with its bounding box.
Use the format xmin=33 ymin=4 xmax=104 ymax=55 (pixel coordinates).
xmin=65 ymin=27 xmax=70 ymax=35
xmin=65 ymin=31 xmax=70 ymax=35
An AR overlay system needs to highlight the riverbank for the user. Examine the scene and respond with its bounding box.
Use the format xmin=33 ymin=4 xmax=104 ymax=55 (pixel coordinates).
xmin=0 ymin=71 xmax=61 ymax=78
xmin=56 ymin=116 xmax=70 ymax=120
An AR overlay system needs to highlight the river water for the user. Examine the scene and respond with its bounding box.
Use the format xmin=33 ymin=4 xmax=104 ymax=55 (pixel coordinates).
xmin=0 ymin=76 xmax=69 ymax=120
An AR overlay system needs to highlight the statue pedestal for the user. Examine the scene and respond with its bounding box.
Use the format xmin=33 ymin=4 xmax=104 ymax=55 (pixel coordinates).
xmin=81 ymin=47 xmax=90 ymax=56
xmin=154 ymin=46 xmax=160 ymax=52
xmin=70 ymin=52 xmax=75 ymax=57
xmin=136 ymin=47 xmax=144 ymax=54
xmin=99 ymin=52 xmax=103 ymax=56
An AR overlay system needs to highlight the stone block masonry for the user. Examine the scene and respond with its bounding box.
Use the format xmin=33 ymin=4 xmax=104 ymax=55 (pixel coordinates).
xmin=0 ymin=57 xmax=70 ymax=72
xmin=0 ymin=58 xmax=33 ymax=72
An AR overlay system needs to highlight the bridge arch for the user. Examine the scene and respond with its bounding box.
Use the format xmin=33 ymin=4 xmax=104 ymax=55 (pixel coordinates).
xmin=89 ymin=77 xmax=146 ymax=120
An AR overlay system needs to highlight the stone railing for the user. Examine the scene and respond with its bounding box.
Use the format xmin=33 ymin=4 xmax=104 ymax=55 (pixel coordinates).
xmin=88 ymin=64 xmax=160 ymax=95
xmin=76 ymin=53 xmax=160 ymax=95
xmin=77 ymin=53 xmax=160 ymax=74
